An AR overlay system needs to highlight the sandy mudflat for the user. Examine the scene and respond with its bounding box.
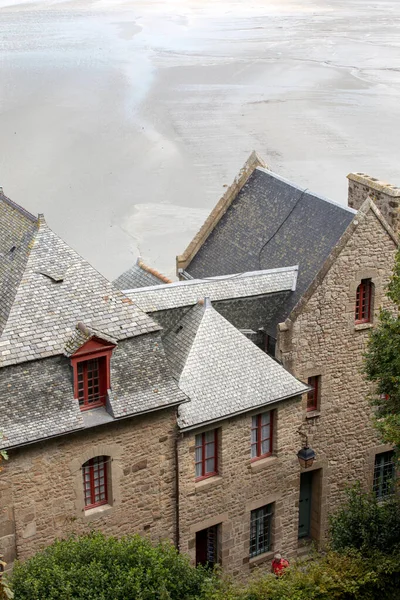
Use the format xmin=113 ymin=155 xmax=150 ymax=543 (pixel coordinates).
xmin=1 ymin=0 xmax=400 ymax=280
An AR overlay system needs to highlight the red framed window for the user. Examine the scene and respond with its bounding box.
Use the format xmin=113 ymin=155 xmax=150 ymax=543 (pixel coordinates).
xmin=251 ymin=411 xmax=273 ymax=460
xmin=195 ymin=430 xmax=218 ymax=480
xmin=71 ymin=337 xmax=115 ymax=412
xmin=82 ymin=456 xmax=108 ymax=509
xmin=76 ymin=357 xmax=106 ymax=410
xmin=307 ymin=376 xmax=320 ymax=412
xmin=355 ymin=279 xmax=373 ymax=324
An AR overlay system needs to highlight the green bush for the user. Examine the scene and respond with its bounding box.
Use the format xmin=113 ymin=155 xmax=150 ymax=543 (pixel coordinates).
xmin=11 ymin=532 xmax=216 ymax=600
xmin=234 ymin=551 xmax=400 ymax=600
xmin=329 ymin=483 xmax=400 ymax=555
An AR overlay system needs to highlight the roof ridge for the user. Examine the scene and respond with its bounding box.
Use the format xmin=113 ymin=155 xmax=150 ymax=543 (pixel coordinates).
xmin=0 ymin=190 xmax=37 ymax=223
xmin=137 ymin=258 xmax=172 ymax=284
xmin=125 ymin=265 xmax=299 ymax=294
xmin=255 ymin=167 xmax=357 ymax=214
xmin=176 ymin=151 xmax=268 ymax=273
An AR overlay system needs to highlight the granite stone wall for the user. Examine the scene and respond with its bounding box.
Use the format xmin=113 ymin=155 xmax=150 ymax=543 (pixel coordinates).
xmin=0 ymin=408 xmax=177 ymax=566
xmin=277 ymin=206 xmax=397 ymax=542
xmin=347 ymin=173 xmax=400 ymax=234
xmin=177 ymin=397 xmax=303 ymax=579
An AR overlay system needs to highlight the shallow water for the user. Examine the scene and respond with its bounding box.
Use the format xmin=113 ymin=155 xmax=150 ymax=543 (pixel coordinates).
xmin=1 ymin=0 xmax=400 ymax=279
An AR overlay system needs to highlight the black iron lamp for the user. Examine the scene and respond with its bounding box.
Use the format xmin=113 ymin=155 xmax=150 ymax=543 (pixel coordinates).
xmin=297 ymin=429 xmax=316 ymax=469
xmin=297 ymin=444 xmax=316 ymax=469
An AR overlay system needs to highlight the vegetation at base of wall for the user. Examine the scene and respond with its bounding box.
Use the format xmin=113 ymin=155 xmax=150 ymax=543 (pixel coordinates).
xmin=11 ymin=532 xmax=219 ymax=600
xmin=11 ymin=485 xmax=400 ymax=600
xmin=10 ymin=537 xmax=400 ymax=600
xmin=223 ymin=550 xmax=400 ymax=600
xmin=364 ymin=245 xmax=400 ymax=450
xmin=329 ymin=483 xmax=400 ymax=555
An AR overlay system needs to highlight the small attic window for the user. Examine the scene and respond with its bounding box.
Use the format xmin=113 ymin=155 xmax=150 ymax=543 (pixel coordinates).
xmin=70 ymin=336 xmax=115 ymax=412
xmin=77 ymin=357 xmax=107 ymax=410
xmin=175 ymin=325 xmax=184 ymax=334
xmin=9 ymin=246 xmax=16 ymax=254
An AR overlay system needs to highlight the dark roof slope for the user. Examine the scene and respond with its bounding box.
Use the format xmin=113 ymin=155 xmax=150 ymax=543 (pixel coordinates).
xmin=186 ymin=167 xmax=355 ymax=327
xmin=0 ymin=190 xmax=38 ymax=335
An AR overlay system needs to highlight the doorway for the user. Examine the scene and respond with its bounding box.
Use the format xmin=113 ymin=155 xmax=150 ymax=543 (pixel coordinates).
xmin=298 ymin=469 xmax=322 ymax=541
xmin=195 ymin=525 xmax=220 ymax=568
xmin=298 ymin=471 xmax=312 ymax=538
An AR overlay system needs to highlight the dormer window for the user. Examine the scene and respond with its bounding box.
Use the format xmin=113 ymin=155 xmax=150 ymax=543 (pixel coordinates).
xmin=69 ymin=329 xmax=116 ymax=411
xmin=77 ymin=357 xmax=106 ymax=409
xmin=355 ymin=279 xmax=373 ymax=324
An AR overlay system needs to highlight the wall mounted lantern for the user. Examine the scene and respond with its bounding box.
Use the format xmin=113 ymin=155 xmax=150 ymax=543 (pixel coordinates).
xmin=297 ymin=429 xmax=316 ymax=469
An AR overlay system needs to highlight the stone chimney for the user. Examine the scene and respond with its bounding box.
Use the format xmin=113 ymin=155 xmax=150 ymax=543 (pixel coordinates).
xmin=347 ymin=172 xmax=400 ymax=234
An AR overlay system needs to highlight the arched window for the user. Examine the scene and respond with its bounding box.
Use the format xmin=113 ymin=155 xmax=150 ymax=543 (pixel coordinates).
xmin=82 ymin=456 xmax=109 ymax=509
xmin=355 ymin=279 xmax=373 ymax=324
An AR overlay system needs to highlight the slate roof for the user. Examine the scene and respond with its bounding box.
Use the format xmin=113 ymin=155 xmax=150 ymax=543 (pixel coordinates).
xmin=0 ymin=195 xmax=187 ymax=450
xmin=113 ymin=258 xmax=172 ymax=290
xmin=163 ymin=299 xmax=308 ymax=430
xmin=0 ymin=190 xmax=37 ymax=336
xmin=64 ymin=323 xmax=118 ymax=357
xmin=124 ymin=266 xmax=298 ymax=313
xmin=184 ymin=166 xmax=356 ymax=328
xmin=0 ymin=211 xmax=161 ymax=367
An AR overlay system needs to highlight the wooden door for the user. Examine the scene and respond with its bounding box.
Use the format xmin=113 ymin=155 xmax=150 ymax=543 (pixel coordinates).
xmin=298 ymin=472 xmax=312 ymax=538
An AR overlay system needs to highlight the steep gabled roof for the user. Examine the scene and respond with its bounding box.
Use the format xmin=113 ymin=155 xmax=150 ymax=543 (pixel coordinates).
xmin=179 ymin=158 xmax=356 ymax=329
xmin=286 ymin=197 xmax=399 ymax=326
xmin=124 ymin=266 xmax=298 ymax=313
xmin=163 ymin=300 xmax=308 ymax=430
xmin=0 ymin=208 xmax=160 ymax=367
xmin=0 ymin=189 xmax=38 ymax=335
xmin=113 ymin=257 xmax=172 ymax=290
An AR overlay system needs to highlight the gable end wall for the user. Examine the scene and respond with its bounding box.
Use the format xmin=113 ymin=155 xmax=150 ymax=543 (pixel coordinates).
xmin=277 ymin=207 xmax=397 ymax=539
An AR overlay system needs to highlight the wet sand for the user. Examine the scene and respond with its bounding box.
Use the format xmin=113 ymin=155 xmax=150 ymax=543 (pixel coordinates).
xmin=1 ymin=0 xmax=400 ymax=279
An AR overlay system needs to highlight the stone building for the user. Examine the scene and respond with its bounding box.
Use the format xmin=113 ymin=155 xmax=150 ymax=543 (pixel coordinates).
xmin=177 ymin=152 xmax=400 ymax=549
xmin=0 ymin=193 xmax=187 ymax=566
xmin=0 ymin=189 xmax=306 ymax=577
xmin=1 ymin=154 xmax=399 ymax=578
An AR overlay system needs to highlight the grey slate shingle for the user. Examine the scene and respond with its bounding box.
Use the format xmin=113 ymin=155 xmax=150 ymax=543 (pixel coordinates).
xmin=0 ymin=197 xmax=188 ymax=450
xmin=0 ymin=214 xmax=161 ymax=367
xmin=0 ymin=191 xmax=37 ymax=336
xmin=113 ymin=258 xmax=171 ymax=290
xmin=163 ymin=301 xmax=308 ymax=430
xmin=186 ymin=168 xmax=356 ymax=328
xmin=125 ymin=266 xmax=298 ymax=313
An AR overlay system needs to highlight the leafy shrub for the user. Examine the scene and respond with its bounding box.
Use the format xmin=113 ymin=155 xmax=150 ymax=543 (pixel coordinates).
xmin=234 ymin=550 xmax=400 ymax=600
xmin=11 ymin=532 xmax=216 ymax=600
xmin=329 ymin=483 xmax=400 ymax=554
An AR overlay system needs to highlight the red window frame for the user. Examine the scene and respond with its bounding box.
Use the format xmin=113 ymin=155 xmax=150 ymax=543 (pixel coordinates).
xmin=71 ymin=339 xmax=115 ymax=412
xmin=251 ymin=411 xmax=273 ymax=461
xmin=355 ymin=279 xmax=372 ymax=324
xmin=307 ymin=376 xmax=320 ymax=412
xmin=82 ymin=456 xmax=108 ymax=510
xmin=195 ymin=430 xmax=218 ymax=481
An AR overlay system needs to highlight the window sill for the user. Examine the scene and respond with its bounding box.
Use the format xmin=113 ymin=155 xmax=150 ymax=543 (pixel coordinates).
xmin=250 ymin=455 xmax=278 ymax=473
xmin=354 ymin=322 xmax=373 ymax=331
xmin=306 ymin=410 xmax=320 ymax=420
xmin=195 ymin=475 xmax=223 ymax=493
xmin=84 ymin=503 xmax=113 ymax=521
xmin=249 ymin=550 xmax=274 ymax=567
